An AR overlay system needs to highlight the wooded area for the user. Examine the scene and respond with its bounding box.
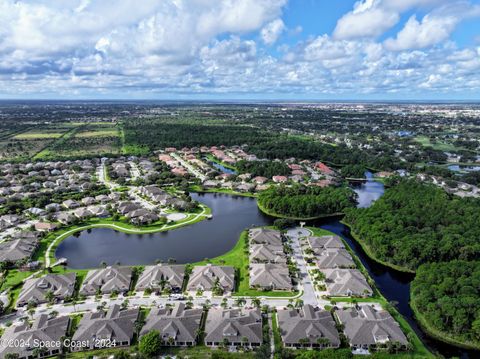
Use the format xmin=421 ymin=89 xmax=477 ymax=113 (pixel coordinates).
xmin=258 ymin=185 xmax=356 ymax=219
xmin=344 ymin=180 xmax=480 ymax=271
xmin=411 ymin=261 xmax=480 ymax=347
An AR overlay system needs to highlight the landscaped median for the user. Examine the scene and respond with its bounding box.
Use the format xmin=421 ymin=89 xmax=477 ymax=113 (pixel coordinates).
xmin=194 ymin=230 xmax=299 ymax=298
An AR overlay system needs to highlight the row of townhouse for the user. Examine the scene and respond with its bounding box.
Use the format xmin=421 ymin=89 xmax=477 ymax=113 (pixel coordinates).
xmin=305 ymin=235 xmax=373 ymax=297
xmin=15 ymin=264 xmax=236 ymax=308
xmin=0 ymin=303 xmax=409 ymax=358
xmin=248 ymin=228 xmax=294 ymax=291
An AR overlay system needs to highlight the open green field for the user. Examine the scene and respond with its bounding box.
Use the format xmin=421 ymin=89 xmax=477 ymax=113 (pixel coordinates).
xmin=33 ymin=122 xmax=122 ymax=159
xmin=414 ymin=135 xmax=458 ymax=152
xmin=13 ymin=132 xmax=63 ymax=139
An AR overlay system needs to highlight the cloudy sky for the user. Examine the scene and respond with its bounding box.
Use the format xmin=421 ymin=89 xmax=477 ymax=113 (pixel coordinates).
xmin=1 ymin=0 xmax=480 ymax=100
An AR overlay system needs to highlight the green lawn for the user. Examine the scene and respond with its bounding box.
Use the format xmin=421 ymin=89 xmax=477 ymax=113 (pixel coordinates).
xmin=414 ymin=135 xmax=457 ymax=152
xmin=194 ymin=230 xmax=298 ymax=298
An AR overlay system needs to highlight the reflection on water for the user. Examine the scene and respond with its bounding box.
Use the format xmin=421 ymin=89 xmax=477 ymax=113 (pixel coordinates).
xmin=351 ymin=171 xmax=385 ymax=208
xmin=56 ymin=193 xmax=271 ymax=268
xmin=56 ymin=191 xmax=476 ymax=358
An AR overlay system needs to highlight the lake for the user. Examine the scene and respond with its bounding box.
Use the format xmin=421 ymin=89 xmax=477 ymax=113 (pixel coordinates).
xmin=55 ymin=193 xmax=271 ymax=268
xmin=55 ymin=189 xmax=476 ymax=358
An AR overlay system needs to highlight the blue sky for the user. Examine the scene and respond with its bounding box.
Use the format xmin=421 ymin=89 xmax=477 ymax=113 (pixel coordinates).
xmin=0 ymin=0 xmax=479 ymax=100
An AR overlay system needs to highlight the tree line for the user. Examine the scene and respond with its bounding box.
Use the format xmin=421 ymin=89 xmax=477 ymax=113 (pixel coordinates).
xmin=258 ymin=185 xmax=356 ymax=219
xmin=411 ymin=260 xmax=480 ymax=346
xmin=344 ymin=180 xmax=480 ymax=271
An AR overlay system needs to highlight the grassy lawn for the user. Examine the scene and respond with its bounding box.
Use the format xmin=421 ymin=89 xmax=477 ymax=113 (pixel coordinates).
xmin=75 ymin=129 xmax=119 ymax=138
xmin=271 ymin=312 xmax=282 ymax=354
xmin=414 ymin=135 xmax=457 ymax=152
xmin=194 ymin=231 xmax=298 ymax=298
xmin=13 ymin=132 xmax=64 ymax=139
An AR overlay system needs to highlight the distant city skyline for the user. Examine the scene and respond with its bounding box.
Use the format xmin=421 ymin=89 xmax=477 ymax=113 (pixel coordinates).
xmin=1 ymin=0 xmax=480 ymax=100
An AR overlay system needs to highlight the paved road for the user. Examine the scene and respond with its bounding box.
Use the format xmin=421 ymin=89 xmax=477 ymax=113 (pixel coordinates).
xmin=2 ymin=221 xmax=386 ymax=343
xmin=286 ymin=227 xmax=318 ymax=305
xmin=171 ymin=153 xmax=207 ymax=181
xmin=128 ymin=161 xmax=141 ymax=180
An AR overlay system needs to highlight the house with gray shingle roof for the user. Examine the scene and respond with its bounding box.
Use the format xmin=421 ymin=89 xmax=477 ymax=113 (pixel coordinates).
xmin=186 ymin=264 xmax=235 ymax=294
xmin=135 ymin=264 xmax=185 ymax=293
xmin=140 ymin=303 xmax=203 ymax=346
xmin=307 ymin=236 xmax=344 ymax=252
xmin=72 ymin=305 xmax=139 ymax=351
xmin=335 ymin=306 xmax=408 ymax=350
xmin=80 ymin=266 xmax=132 ymax=296
xmin=316 ymin=248 xmax=355 ymax=269
xmin=249 ymin=228 xmax=283 ymax=246
xmin=62 ymin=199 xmax=80 ymax=209
xmin=277 ymin=305 xmax=340 ymax=349
xmin=249 ymin=263 xmax=292 ymax=291
xmin=249 ymin=244 xmax=287 ymax=264
xmin=205 ymin=308 xmax=263 ymax=348
xmin=0 ymin=237 xmax=38 ymax=264
xmin=0 ymin=314 xmax=70 ymax=358
xmin=17 ymin=273 xmax=76 ymax=307
xmin=323 ymin=269 xmax=373 ymax=297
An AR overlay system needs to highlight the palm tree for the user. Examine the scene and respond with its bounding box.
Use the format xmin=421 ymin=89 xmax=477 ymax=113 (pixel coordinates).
xmin=298 ymin=338 xmax=310 ymax=347
xmin=121 ymin=299 xmax=129 ymax=310
xmin=45 ymin=290 xmax=55 ymax=304
xmin=134 ymin=318 xmax=145 ymax=339
xmin=251 ymin=298 xmax=261 ymax=308
xmin=317 ymin=337 xmax=330 ymax=347
xmin=294 ymin=299 xmax=304 ymax=308
xmin=221 ymin=297 xmax=228 ymax=309
xmin=49 ymin=310 xmax=58 ymax=318
xmin=235 ymin=297 xmax=246 ymax=307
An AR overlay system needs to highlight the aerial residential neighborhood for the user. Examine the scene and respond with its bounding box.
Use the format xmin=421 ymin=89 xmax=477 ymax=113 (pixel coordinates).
xmin=1 ymin=0 xmax=480 ymax=358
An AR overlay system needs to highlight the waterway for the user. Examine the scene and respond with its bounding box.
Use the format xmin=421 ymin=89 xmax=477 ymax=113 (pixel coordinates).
xmin=351 ymin=171 xmax=385 ymax=208
xmin=206 ymin=159 xmax=237 ymax=174
xmin=56 ymin=182 xmax=475 ymax=358
xmin=448 ymin=164 xmax=480 ymax=172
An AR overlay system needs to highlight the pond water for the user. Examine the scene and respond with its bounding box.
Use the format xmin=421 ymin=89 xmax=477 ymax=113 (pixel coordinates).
xmin=448 ymin=165 xmax=480 ymax=172
xmin=206 ymin=160 xmax=237 ymax=174
xmin=56 ymin=190 xmax=476 ymax=358
xmin=351 ymin=171 xmax=385 ymax=208
xmin=56 ymin=193 xmax=271 ymax=268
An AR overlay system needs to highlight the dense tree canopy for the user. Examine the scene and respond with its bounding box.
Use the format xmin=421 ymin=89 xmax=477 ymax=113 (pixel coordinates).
xmin=411 ymin=261 xmax=480 ymax=346
xmin=339 ymin=164 xmax=366 ymax=179
xmin=259 ymin=185 xmax=356 ymax=219
xmin=123 ymin=120 xmax=398 ymax=169
xmin=344 ymin=180 xmax=480 ymax=271
xmin=236 ymin=160 xmax=290 ymax=178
